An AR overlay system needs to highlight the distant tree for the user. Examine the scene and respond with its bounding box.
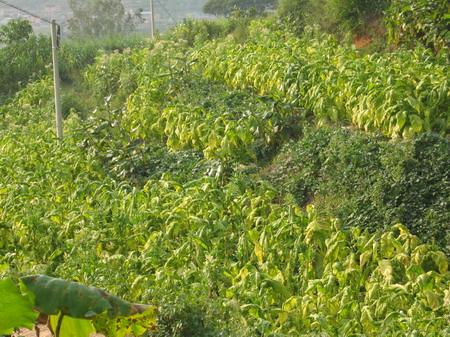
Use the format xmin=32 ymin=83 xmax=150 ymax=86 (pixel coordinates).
xmin=68 ymin=0 xmax=142 ymax=37
xmin=0 ymin=19 xmax=33 ymax=44
xmin=277 ymin=0 xmax=308 ymax=30
xmin=203 ymin=0 xmax=276 ymax=16
xmin=278 ymin=0 xmax=389 ymax=35
xmin=0 ymin=20 xmax=51 ymax=97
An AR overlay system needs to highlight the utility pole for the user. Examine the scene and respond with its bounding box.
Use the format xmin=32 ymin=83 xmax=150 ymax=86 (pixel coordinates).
xmin=0 ymin=2 xmax=63 ymax=139
xmin=51 ymin=19 xmax=63 ymax=141
xmin=150 ymin=0 xmax=155 ymax=38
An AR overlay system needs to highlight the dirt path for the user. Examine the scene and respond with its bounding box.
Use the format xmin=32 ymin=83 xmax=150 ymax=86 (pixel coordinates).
xmin=15 ymin=326 xmax=52 ymax=337
xmin=15 ymin=326 xmax=104 ymax=337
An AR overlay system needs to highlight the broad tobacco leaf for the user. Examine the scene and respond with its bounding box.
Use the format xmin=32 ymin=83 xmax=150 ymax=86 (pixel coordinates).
xmin=0 ymin=278 xmax=38 ymax=334
xmin=93 ymin=306 xmax=158 ymax=337
xmin=20 ymin=275 xmax=151 ymax=319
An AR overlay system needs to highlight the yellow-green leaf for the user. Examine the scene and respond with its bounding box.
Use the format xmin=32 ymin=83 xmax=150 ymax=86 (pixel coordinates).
xmin=0 ymin=278 xmax=38 ymax=334
xmin=50 ymin=314 xmax=96 ymax=337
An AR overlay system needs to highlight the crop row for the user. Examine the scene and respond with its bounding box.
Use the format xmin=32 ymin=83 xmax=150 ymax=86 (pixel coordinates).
xmin=1 ymin=123 xmax=448 ymax=335
xmin=0 ymin=104 xmax=448 ymax=336
xmin=83 ymin=40 xmax=291 ymax=163
xmin=193 ymin=22 xmax=450 ymax=138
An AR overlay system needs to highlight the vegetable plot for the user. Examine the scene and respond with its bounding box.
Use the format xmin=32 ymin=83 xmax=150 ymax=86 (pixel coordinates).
xmin=193 ymin=22 xmax=450 ymax=138
xmin=1 ymin=17 xmax=449 ymax=337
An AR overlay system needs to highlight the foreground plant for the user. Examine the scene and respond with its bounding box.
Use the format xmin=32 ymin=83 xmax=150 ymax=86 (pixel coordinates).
xmin=0 ymin=275 xmax=157 ymax=337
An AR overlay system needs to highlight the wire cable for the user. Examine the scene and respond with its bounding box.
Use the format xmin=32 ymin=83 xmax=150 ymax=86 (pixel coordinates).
xmin=0 ymin=0 xmax=181 ymax=33
xmin=0 ymin=0 xmax=53 ymax=24
xmin=154 ymin=0 xmax=177 ymax=24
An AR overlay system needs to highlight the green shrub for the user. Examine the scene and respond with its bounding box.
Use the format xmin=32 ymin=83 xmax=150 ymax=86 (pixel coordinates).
xmin=277 ymin=0 xmax=308 ymax=32
xmin=84 ymin=47 xmax=149 ymax=108
xmin=152 ymin=293 xmax=236 ymax=337
xmin=265 ymin=127 xmax=450 ymax=254
xmin=61 ymin=92 xmax=86 ymax=118
xmin=278 ymin=0 xmax=389 ymax=35
xmin=0 ymin=27 xmax=51 ymax=97
xmin=169 ymin=13 xmax=260 ymax=47
xmin=0 ymin=19 xmax=33 ymax=44
xmin=386 ymin=0 xmax=450 ymax=53
xmin=0 ymin=77 xmax=53 ymax=127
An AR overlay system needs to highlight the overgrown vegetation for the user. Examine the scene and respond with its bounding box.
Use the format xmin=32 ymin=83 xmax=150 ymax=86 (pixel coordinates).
xmin=277 ymin=0 xmax=450 ymax=54
xmin=0 ymin=18 xmax=146 ymax=103
xmin=0 ymin=20 xmax=50 ymax=100
xmin=385 ymin=0 xmax=450 ymax=53
xmin=264 ymin=127 xmax=450 ymax=255
xmin=277 ymin=0 xmax=389 ymax=36
xmin=1 ymin=1 xmax=449 ymax=336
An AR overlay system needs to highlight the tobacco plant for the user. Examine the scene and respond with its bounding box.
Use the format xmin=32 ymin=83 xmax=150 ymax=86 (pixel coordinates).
xmin=193 ymin=22 xmax=450 ymax=138
xmin=1 ymin=16 xmax=449 ymax=337
xmin=0 ymin=276 xmax=156 ymax=337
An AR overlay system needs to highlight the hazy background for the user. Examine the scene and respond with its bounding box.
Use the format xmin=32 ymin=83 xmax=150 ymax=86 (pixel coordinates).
xmin=0 ymin=0 xmax=211 ymax=35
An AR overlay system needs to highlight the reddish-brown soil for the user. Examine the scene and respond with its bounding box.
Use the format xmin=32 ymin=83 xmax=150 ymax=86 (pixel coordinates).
xmin=354 ymin=34 xmax=372 ymax=49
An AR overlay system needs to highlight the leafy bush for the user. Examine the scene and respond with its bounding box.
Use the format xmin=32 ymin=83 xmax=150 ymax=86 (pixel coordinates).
xmin=84 ymin=48 xmax=146 ymax=107
xmin=278 ymin=0 xmax=389 ymax=35
xmin=170 ymin=18 xmax=231 ymax=46
xmin=79 ymin=117 xmax=207 ymax=184
xmin=153 ymin=293 xmax=236 ymax=337
xmin=386 ymin=0 xmax=450 ymax=53
xmin=0 ymin=19 xmax=33 ymax=44
xmin=265 ymin=127 xmax=450 ymax=254
xmin=0 ymin=21 xmax=51 ymax=97
xmin=277 ymin=0 xmax=308 ymax=31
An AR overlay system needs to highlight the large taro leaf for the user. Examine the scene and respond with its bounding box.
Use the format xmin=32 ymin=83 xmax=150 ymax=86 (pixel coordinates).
xmin=0 ymin=278 xmax=38 ymax=334
xmin=20 ymin=275 xmax=151 ymax=319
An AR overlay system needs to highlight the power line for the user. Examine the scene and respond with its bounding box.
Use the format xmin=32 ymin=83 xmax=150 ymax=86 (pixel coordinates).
xmin=154 ymin=0 xmax=177 ymax=24
xmin=0 ymin=0 xmax=182 ymax=32
xmin=0 ymin=0 xmax=52 ymax=25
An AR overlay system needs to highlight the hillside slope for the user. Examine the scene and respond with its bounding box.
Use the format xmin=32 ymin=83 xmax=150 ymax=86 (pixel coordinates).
xmin=0 ymin=15 xmax=449 ymax=337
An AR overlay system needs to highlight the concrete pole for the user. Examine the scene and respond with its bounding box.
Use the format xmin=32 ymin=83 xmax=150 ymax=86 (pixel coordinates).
xmin=150 ymin=0 xmax=155 ymax=38
xmin=51 ymin=20 xmax=63 ymax=141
